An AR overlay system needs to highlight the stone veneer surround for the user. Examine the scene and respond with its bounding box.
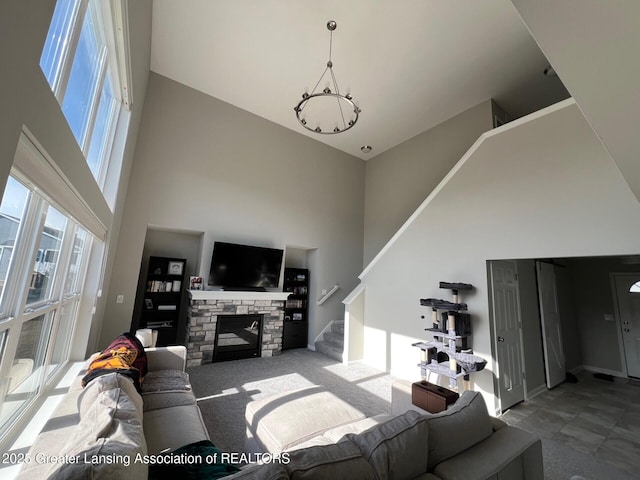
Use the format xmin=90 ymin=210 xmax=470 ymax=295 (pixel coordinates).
xmin=186 ymin=290 xmax=290 ymax=367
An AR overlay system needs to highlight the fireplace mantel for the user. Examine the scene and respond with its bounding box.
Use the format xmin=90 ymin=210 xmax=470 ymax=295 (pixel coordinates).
xmin=187 ymin=290 xmax=291 ymax=302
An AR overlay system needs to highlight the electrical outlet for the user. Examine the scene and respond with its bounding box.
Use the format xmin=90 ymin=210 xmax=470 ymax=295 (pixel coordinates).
xmin=321 ymin=289 xmax=327 ymax=295
xmin=116 ymin=295 xmax=124 ymax=304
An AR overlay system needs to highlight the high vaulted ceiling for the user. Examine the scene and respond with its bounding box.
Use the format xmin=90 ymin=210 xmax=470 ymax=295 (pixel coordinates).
xmin=150 ymin=0 xmax=569 ymax=160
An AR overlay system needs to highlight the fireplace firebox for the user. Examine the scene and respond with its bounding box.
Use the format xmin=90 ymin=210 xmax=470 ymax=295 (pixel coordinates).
xmin=213 ymin=314 xmax=264 ymax=362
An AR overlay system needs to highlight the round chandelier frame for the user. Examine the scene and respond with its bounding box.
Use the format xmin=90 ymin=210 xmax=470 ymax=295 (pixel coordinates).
xmin=294 ymin=20 xmax=360 ymax=135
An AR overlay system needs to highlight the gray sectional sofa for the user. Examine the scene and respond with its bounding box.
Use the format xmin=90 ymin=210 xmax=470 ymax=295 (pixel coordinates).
xmin=17 ymin=346 xmax=543 ymax=479
xmin=17 ymin=346 xmax=213 ymax=479
xmin=244 ymin=386 xmax=544 ymax=480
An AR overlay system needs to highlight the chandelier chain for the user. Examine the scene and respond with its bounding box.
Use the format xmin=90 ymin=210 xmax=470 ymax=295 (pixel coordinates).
xmin=330 ymin=67 xmax=347 ymax=128
xmin=294 ymin=20 xmax=360 ymax=135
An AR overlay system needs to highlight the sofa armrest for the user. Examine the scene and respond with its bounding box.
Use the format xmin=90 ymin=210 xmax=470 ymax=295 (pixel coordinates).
xmin=491 ymin=416 xmax=508 ymax=431
xmin=145 ymin=346 xmax=187 ymax=372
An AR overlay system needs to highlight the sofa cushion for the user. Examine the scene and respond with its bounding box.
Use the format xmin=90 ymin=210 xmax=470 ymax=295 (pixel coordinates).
xmin=49 ymin=381 xmax=148 ymax=479
xmin=348 ymin=410 xmax=430 ymax=480
xmin=285 ymin=440 xmax=377 ymax=480
xmin=143 ymin=390 xmax=197 ymax=411
xmin=432 ymin=425 xmax=543 ymax=480
xmin=228 ymin=463 xmax=290 ymax=479
xmin=245 ymin=387 xmax=366 ymax=453
xmin=141 ymin=369 xmax=191 ymax=393
xmin=78 ymin=372 xmax=143 ymax=420
xmin=144 ymin=404 xmax=210 ymax=454
xmin=425 ymin=390 xmax=493 ymax=471
xmin=293 ymin=414 xmax=394 ymax=450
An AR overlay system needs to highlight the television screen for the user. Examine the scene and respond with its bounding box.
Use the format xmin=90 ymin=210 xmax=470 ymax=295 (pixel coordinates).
xmin=208 ymin=242 xmax=284 ymax=290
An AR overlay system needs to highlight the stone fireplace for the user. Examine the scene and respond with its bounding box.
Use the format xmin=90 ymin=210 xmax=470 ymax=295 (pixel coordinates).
xmin=186 ymin=290 xmax=290 ymax=367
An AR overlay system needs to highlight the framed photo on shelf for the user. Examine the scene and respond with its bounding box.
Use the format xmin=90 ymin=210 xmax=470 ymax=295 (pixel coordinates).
xmin=145 ymin=298 xmax=153 ymax=310
xmin=190 ymin=276 xmax=203 ymax=290
xmin=168 ymin=260 xmax=184 ymax=276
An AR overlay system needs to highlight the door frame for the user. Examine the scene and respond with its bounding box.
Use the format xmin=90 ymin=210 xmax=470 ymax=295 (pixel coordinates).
xmin=488 ymin=259 xmax=527 ymax=414
xmin=610 ymin=272 xmax=640 ymax=378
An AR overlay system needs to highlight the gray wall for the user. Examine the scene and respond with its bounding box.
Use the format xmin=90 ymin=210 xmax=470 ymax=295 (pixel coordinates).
xmin=363 ymin=101 xmax=493 ymax=264
xmin=0 ymin=0 xmax=152 ymax=358
xmin=101 ymin=73 xmax=365 ymax=348
xmin=565 ymin=257 xmax=640 ymax=375
xmin=359 ymin=101 xmax=640 ymax=413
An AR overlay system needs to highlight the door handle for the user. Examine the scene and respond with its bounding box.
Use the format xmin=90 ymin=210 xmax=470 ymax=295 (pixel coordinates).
xmin=498 ymin=336 xmax=505 ymax=342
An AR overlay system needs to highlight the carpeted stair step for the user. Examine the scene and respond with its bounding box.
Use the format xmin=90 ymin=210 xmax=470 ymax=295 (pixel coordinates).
xmin=315 ymin=339 xmax=343 ymax=362
xmin=323 ymin=331 xmax=344 ymax=349
xmin=331 ymin=320 xmax=344 ymax=336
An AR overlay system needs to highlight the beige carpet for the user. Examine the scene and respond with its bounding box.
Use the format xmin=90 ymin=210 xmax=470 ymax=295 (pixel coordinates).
xmin=187 ymin=348 xmax=395 ymax=454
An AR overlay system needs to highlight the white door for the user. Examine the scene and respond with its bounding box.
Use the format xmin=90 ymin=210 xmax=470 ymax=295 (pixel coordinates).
xmin=536 ymin=261 xmax=565 ymax=389
xmin=489 ymin=260 xmax=525 ymax=411
xmin=614 ymin=274 xmax=640 ymax=378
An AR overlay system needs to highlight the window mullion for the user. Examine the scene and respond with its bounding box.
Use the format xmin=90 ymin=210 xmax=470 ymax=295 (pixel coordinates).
xmin=97 ymin=96 xmax=119 ymax=187
xmin=54 ymin=0 xmax=88 ymax=101
xmin=82 ymin=48 xmax=108 ymax=154
xmin=49 ymin=217 xmax=76 ymax=304
xmin=2 ymin=195 xmax=47 ymax=319
xmin=41 ymin=223 xmax=77 ymax=374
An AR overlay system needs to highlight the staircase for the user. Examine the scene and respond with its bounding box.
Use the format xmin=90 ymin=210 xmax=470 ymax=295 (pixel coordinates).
xmin=315 ymin=320 xmax=344 ymax=362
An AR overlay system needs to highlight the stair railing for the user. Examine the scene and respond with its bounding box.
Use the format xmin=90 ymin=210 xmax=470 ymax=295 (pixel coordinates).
xmin=316 ymin=284 xmax=340 ymax=305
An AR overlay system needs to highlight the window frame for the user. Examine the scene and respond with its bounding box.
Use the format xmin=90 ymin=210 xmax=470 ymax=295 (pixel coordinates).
xmin=0 ymin=172 xmax=95 ymax=442
xmin=40 ymin=0 xmax=128 ymax=191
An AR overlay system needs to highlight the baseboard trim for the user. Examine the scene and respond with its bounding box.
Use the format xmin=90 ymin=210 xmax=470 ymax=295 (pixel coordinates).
xmin=581 ymin=365 xmax=627 ymax=379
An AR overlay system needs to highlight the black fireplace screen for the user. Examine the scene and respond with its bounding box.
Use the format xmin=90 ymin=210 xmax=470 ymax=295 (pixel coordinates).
xmin=213 ymin=314 xmax=263 ymax=362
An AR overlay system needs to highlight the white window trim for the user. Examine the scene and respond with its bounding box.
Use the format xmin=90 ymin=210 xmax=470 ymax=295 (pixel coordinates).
xmin=13 ymin=131 xmax=107 ymax=241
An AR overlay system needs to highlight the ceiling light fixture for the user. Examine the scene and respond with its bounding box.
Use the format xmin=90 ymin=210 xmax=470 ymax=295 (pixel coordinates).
xmin=361 ymin=145 xmax=372 ymax=154
xmin=294 ymin=20 xmax=360 ymax=135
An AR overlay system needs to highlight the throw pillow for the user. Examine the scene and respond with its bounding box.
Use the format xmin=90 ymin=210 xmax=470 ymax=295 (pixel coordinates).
xmin=347 ymin=410 xmax=429 ymax=480
xmin=425 ymin=390 xmax=493 ymax=471
xmin=285 ymin=440 xmax=377 ymax=480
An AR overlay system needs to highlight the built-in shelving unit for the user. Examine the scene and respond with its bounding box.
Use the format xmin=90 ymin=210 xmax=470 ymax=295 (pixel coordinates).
xmin=282 ymin=267 xmax=309 ymax=349
xmin=141 ymin=256 xmax=186 ymax=346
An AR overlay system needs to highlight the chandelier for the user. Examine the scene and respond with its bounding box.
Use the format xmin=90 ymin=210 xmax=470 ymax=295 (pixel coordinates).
xmin=294 ymin=20 xmax=360 ymax=134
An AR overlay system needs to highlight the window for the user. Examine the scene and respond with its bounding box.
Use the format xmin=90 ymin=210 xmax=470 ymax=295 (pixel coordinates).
xmin=40 ymin=0 xmax=128 ymax=189
xmin=0 ymin=174 xmax=93 ymax=438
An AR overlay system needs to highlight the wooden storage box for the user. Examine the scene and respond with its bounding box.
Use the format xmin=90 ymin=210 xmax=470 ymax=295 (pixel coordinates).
xmin=411 ymin=381 xmax=459 ymax=413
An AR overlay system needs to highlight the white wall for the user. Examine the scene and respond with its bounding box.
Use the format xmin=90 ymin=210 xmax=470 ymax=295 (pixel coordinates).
xmin=359 ymin=100 xmax=640 ymax=411
xmin=511 ymin=0 xmax=640 ymax=203
xmin=363 ymin=101 xmax=493 ymax=264
xmin=101 ymin=73 xmax=365 ymax=348
xmin=0 ymin=0 xmax=152 ymax=358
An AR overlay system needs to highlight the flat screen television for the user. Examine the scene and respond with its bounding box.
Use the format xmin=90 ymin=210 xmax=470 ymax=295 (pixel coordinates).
xmin=208 ymin=241 xmax=284 ymax=290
